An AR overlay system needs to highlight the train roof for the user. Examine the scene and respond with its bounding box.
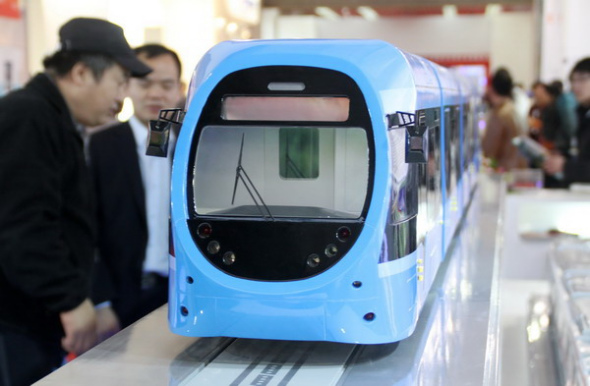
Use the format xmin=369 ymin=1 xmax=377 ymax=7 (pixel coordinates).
xmin=185 ymin=39 xmax=477 ymax=123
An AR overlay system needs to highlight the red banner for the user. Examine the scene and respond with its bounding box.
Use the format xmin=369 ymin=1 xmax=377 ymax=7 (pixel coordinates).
xmin=425 ymin=55 xmax=490 ymax=74
xmin=0 ymin=0 xmax=21 ymax=19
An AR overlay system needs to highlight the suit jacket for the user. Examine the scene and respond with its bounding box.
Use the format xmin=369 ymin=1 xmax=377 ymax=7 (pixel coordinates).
xmin=88 ymin=122 xmax=148 ymax=327
xmin=0 ymin=73 xmax=95 ymax=335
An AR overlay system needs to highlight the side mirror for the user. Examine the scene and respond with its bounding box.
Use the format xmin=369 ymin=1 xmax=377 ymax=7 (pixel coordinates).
xmin=146 ymin=108 xmax=186 ymax=157
xmin=405 ymin=111 xmax=429 ymax=164
xmin=386 ymin=111 xmax=429 ymax=164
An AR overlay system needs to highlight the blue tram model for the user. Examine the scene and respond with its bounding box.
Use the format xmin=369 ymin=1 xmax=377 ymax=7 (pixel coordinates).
xmin=150 ymin=39 xmax=481 ymax=344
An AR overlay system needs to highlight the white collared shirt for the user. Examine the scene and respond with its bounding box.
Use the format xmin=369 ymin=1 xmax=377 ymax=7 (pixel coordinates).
xmin=129 ymin=116 xmax=175 ymax=277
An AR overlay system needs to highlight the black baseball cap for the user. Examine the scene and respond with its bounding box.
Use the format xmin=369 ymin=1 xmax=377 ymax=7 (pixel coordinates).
xmin=59 ymin=17 xmax=152 ymax=77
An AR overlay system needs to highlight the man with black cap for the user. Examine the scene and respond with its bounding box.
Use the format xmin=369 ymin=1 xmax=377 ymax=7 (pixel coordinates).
xmin=0 ymin=17 xmax=151 ymax=386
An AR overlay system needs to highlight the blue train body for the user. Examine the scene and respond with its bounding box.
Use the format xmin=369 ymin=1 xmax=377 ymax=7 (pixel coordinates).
xmin=164 ymin=39 xmax=480 ymax=344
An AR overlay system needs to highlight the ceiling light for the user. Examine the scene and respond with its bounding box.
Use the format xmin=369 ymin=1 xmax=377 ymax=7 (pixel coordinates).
xmin=443 ymin=5 xmax=457 ymax=18
xmin=357 ymin=6 xmax=379 ymax=21
xmin=315 ymin=6 xmax=340 ymax=20
xmin=486 ymin=4 xmax=502 ymax=16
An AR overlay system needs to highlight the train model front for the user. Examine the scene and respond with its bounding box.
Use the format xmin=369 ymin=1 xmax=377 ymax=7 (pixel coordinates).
xmin=163 ymin=40 xmax=431 ymax=344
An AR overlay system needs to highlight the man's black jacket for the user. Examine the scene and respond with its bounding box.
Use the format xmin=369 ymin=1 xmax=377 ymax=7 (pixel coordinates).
xmin=0 ymin=73 xmax=95 ymax=335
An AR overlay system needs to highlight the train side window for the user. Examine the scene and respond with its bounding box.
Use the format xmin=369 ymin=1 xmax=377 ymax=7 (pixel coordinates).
xmin=279 ymin=128 xmax=319 ymax=179
xmin=412 ymin=107 xmax=442 ymax=240
xmin=462 ymin=103 xmax=472 ymax=171
xmin=452 ymin=106 xmax=461 ymax=184
xmin=427 ymin=113 xmax=442 ymax=220
xmin=443 ymin=106 xmax=453 ymax=194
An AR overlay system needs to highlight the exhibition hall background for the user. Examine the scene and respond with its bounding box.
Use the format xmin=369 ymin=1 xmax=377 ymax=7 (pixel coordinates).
xmin=1 ymin=0 xmax=590 ymax=100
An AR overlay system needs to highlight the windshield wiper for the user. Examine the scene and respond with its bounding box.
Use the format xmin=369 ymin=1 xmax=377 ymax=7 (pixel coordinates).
xmin=231 ymin=133 xmax=275 ymax=221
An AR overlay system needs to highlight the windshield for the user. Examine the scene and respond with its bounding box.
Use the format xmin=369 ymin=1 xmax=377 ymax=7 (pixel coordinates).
xmin=193 ymin=125 xmax=369 ymax=219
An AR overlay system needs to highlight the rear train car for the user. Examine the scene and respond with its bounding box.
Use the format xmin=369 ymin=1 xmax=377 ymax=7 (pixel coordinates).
xmin=160 ymin=39 xmax=480 ymax=344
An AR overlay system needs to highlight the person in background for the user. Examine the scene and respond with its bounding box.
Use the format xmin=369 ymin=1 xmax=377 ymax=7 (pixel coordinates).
xmin=544 ymin=58 xmax=590 ymax=184
xmin=89 ymin=44 xmax=183 ymax=336
xmin=528 ymin=81 xmax=569 ymax=155
xmin=551 ymin=79 xmax=578 ymax=143
xmin=0 ymin=18 xmax=151 ymax=386
xmin=481 ymin=67 xmax=528 ymax=171
xmin=527 ymin=81 xmax=569 ymax=187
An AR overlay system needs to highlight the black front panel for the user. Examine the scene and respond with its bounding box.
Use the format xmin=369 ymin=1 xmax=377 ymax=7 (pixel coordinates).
xmin=188 ymin=218 xmax=364 ymax=281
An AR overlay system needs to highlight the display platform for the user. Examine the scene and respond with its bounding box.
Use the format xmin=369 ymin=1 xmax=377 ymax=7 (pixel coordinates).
xmin=499 ymin=182 xmax=590 ymax=386
xmin=35 ymin=173 xmax=505 ymax=386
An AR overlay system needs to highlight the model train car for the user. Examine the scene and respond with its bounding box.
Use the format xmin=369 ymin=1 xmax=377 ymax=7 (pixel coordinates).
xmin=148 ymin=39 xmax=481 ymax=344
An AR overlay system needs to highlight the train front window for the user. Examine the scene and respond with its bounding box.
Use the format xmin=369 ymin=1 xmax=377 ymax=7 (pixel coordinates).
xmin=193 ymin=125 xmax=369 ymax=219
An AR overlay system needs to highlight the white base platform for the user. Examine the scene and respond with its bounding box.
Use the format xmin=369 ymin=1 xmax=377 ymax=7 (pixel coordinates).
xmin=37 ymin=172 xmax=583 ymax=386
